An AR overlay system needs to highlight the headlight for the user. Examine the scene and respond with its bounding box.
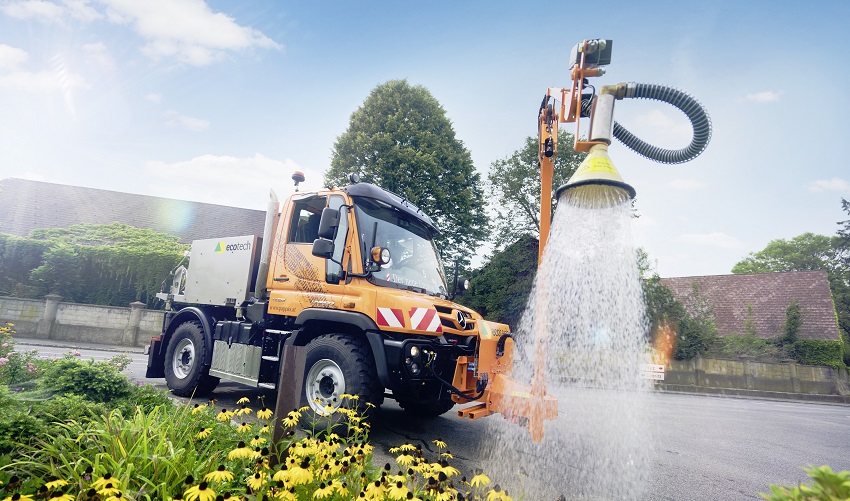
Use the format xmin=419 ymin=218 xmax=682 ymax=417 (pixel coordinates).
xmin=409 ymin=345 xmax=420 ymax=357
xmin=410 ymin=363 xmax=420 ymax=375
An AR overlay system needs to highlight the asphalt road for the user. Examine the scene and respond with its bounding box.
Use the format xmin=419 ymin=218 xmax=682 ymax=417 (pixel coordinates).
xmin=17 ymin=342 xmax=850 ymax=500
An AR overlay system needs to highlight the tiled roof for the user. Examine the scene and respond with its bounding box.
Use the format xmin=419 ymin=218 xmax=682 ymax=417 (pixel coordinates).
xmin=660 ymin=271 xmax=839 ymax=341
xmin=0 ymin=178 xmax=266 ymax=243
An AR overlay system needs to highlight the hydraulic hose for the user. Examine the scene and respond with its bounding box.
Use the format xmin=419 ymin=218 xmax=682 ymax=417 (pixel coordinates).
xmin=581 ymin=83 xmax=712 ymax=165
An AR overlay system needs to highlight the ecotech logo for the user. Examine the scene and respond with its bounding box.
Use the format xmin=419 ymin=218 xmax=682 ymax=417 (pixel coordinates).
xmin=214 ymin=240 xmax=252 ymax=254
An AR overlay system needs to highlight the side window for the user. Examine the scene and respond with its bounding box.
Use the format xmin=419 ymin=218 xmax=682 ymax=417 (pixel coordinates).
xmin=326 ymin=195 xmax=347 ymax=283
xmin=288 ymin=196 xmax=327 ymax=244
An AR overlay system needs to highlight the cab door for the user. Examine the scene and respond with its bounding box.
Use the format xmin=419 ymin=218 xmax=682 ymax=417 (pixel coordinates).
xmin=268 ymin=194 xmax=350 ymax=316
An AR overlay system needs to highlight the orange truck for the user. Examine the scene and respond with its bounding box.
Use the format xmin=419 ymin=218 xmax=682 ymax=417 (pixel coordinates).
xmin=145 ymin=174 xmax=533 ymax=423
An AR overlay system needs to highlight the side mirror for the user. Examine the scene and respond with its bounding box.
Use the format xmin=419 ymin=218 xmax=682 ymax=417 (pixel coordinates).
xmin=312 ymin=238 xmax=335 ymax=259
xmin=317 ymin=207 xmax=340 ymax=240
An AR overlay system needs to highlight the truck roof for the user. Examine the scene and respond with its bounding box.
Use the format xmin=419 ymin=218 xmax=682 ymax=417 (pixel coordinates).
xmin=343 ymin=181 xmax=440 ymax=235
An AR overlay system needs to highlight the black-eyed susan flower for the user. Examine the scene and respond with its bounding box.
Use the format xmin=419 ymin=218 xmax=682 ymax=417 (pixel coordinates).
xmin=281 ymin=410 xmax=300 ymax=428
xmin=216 ymin=409 xmax=234 ymax=422
xmin=191 ymin=403 xmax=208 ymax=415
xmin=204 ymin=466 xmax=234 ymax=483
xmin=259 ymin=424 xmax=270 ymax=434
xmin=432 ymin=438 xmax=447 ymax=449
xmin=246 ymin=472 xmax=266 ymax=492
xmin=49 ymin=493 xmax=75 ymax=501
xmin=97 ymin=483 xmax=121 ymax=497
xmin=274 ymin=488 xmax=297 ymax=501
xmin=312 ymin=482 xmax=333 ymax=499
xmin=250 ymin=435 xmax=267 ymax=447
xmin=256 ymin=407 xmax=273 ymax=420
xmin=437 ymin=460 xmax=460 ymax=478
xmin=227 ymin=441 xmax=253 ymax=460
xmin=396 ymin=453 xmax=415 ymax=467
xmin=237 ymin=396 xmax=250 ymax=404
xmin=44 ymin=479 xmax=68 ymax=490
xmin=287 ymin=460 xmax=313 ymax=486
xmin=236 ymin=405 xmax=253 ymax=417
xmin=2 ymin=494 xmax=35 ymax=501
xmin=236 ymin=422 xmax=252 ymax=433
xmin=330 ymin=480 xmax=348 ymax=497
xmin=470 ymin=472 xmax=490 ymax=488
xmin=387 ymin=481 xmax=409 ymax=500
xmin=485 ymin=486 xmax=512 ymax=501
xmin=184 ymin=482 xmax=216 ymax=501
xmin=271 ymin=467 xmax=288 ymax=483
xmin=91 ymin=474 xmax=115 ymax=491
xmin=440 ymin=451 xmax=454 ymax=460
xmin=196 ymin=427 xmax=212 ymax=440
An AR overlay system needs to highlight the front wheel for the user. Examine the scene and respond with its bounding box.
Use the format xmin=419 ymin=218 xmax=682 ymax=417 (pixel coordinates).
xmin=299 ymin=333 xmax=382 ymax=431
xmin=163 ymin=321 xmax=219 ymax=397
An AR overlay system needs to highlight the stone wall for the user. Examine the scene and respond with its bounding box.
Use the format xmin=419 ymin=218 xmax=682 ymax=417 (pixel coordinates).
xmin=0 ymin=295 xmax=164 ymax=347
xmin=663 ymin=356 xmax=849 ymax=399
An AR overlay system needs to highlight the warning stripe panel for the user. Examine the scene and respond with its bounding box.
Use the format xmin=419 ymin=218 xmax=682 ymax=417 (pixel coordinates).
xmin=376 ymin=307 xmax=404 ymax=328
xmin=409 ymin=307 xmax=442 ymax=333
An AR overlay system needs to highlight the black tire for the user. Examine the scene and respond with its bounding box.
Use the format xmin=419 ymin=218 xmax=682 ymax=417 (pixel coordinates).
xmin=398 ymin=398 xmax=455 ymax=418
xmin=299 ymin=333 xmax=382 ymax=431
xmin=164 ymin=321 xmax=219 ymax=397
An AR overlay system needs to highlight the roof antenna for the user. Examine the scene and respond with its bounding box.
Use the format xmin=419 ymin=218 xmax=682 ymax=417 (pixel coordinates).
xmin=292 ymin=171 xmax=305 ymax=192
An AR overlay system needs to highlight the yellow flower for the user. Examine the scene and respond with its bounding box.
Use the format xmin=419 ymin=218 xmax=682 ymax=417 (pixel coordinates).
xmin=330 ymin=479 xmax=348 ymax=496
xmin=2 ymin=494 xmax=35 ymax=501
xmin=435 ymin=488 xmax=456 ymax=501
xmin=246 ymin=472 xmax=267 ymax=491
xmin=236 ymin=422 xmax=252 ymax=433
xmin=432 ymin=439 xmax=447 ymax=449
xmin=365 ymin=480 xmax=386 ymax=498
xmin=272 ymin=468 xmax=289 ymax=483
xmin=227 ymin=441 xmax=254 ymax=460
xmin=196 ymin=427 xmax=212 ymax=439
xmin=50 ymin=494 xmax=75 ymax=501
xmin=396 ymin=454 xmax=415 ymax=467
xmin=312 ymin=482 xmax=334 ymax=499
xmin=236 ymin=405 xmax=253 ymax=416
xmin=97 ymin=484 xmax=121 ymax=497
xmin=436 ymin=462 xmax=460 ymax=478
xmin=216 ymin=409 xmax=234 ymax=422
xmin=204 ymin=465 xmax=234 ymax=483
xmin=259 ymin=425 xmax=271 ymax=434
xmin=44 ymin=479 xmax=68 ymax=489
xmin=237 ymin=397 xmax=251 ymax=404
xmin=340 ymin=393 xmax=359 ymax=401
xmin=191 ymin=403 xmax=208 ymax=414
xmin=184 ymin=482 xmax=216 ymax=501
xmin=470 ymin=473 xmax=490 ymax=488
xmin=257 ymin=407 xmax=273 ymax=420
xmin=287 ymin=464 xmax=313 ymax=485
xmin=486 ymin=487 xmax=512 ymax=501
xmin=274 ymin=488 xmax=298 ymax=501
xmin=387 ymin=481 xmax=409 ymax=500
xmin=250 ymin=435 xmax=267 ymax=447
xmin=440 ymin=451 xmax=454 ymax=459
xmin=90 ymin=474 xmax=117 ymax=491
xmin=398 ymin=443 xmax=417 ymax=452
xmin=281 ymin=411 xmax=300 ymax=428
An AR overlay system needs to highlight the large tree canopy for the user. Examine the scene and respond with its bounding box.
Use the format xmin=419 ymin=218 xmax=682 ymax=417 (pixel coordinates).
xmin=326 ymin=80 xmax=487 ymax=268
xmin=486 ymin=129 xmax=585 ymax=249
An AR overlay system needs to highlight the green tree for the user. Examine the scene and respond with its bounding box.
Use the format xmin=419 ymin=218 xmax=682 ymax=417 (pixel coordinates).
xmin=782 ymin=301 xmax=801 ymax=345
xmin=486 ymin=130 xmax=585 ymax=249
xmin=326 ymin=80 xmax=487 ymax=268
xmin=454 ymin=235 xmax=538 ymax=327
xmin=674 ymin=283 xmax=717 ymax=360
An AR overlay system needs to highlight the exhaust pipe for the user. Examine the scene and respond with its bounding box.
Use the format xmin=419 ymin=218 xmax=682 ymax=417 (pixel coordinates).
xmin=254 ymin=189 xmax=280 ymax=299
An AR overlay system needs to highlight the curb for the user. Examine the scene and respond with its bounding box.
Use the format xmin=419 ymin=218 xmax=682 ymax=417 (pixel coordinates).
xmin=11 ymin=336 xmax=145 ymax=354
xmin=658 ymin=383 xmax=850 ymax=405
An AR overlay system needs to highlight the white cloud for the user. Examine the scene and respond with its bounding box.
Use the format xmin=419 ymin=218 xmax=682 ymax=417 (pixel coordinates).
xmin=1 ymin=0 xmax=64 ymax=22
xmin=163 ymin=110 xmax=210 ymax=132
xmin=62 ymin=0 xmax=102 ymax=21
xmin=82 ymin=42 xmax=115 ymax=70
xmin=145 ymin=93 xmax=162 ymax=104
xmin=666 ymin=178 xmax=707 ymax=191
xmin=744 ymin=90 xmax=782 ymax=103
xmin=100 ymin=0 xmax=282 ymax=66
xmin=631 ymin=108 xmax=692 ymax=145
xmin=807 ymin=177 xmax=850 ymax=193
xmin=145 ymin=154 xmax=321 ymax=210
xmin=676 ymin=232 xmax=743 ymax=249
xmin=0 ymin=45 xmax=29 ymax=69
xmin=0 ymin=67 xmax=86 ymax=92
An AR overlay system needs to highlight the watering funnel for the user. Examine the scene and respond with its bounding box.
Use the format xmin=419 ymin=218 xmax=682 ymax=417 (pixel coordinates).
xmin=555 ymin=144 xmax=635 ymax=208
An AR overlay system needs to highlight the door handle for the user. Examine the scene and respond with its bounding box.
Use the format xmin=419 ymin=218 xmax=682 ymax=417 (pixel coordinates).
xmin=274 ymin=276 xmax=289 ymax=282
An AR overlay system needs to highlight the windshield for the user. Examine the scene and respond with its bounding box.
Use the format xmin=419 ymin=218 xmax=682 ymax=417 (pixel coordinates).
xmin=352 ymin=196 xmax=448 ymax=296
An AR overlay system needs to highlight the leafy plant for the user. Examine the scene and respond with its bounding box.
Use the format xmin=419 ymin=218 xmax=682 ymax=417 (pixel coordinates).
xmin=790 ymin=340 xmax=845 ymax=369
xmin=674 ymin=283 xmax=717 ymax=360
xmin=782 ymin=301 xmax=802 ymax=346
xmin=38 ymin=357 xmax=134 ymax=403
xmin=761 ymin=465 xmax=850 ymax=500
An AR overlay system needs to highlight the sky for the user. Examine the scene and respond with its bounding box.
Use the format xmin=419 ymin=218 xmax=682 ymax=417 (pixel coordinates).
xmin=1 ymin=0 xmax=849 ymax=278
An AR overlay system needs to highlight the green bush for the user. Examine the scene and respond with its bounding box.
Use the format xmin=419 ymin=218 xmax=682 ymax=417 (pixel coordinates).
xmin=791 ymin=340 xmax=845 ymax=369
xmin=761 ymin=465 xmax=850 ymax=500
xmin=39 ymin=358 xmax=134 ymax=403
xmin=711 ymin=334 xmax=785 ymax=360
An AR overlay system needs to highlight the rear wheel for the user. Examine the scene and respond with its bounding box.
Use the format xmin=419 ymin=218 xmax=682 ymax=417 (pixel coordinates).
xmin=398 ymin=398 xmax=455 ymax=418
xmin=300 ymin=333 xmax=382 ymax=431
xmin=164 ymin=321 xmax=219 ymax=397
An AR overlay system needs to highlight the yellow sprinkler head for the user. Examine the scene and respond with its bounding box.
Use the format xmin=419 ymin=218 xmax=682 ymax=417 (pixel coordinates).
xmin=555 ymin=144 xmax=636 ymax=208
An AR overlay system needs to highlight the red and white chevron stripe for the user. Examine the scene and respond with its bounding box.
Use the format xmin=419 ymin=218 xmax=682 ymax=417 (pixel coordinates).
xmin=409 ymin=307 xmax=442 ymax=333
xmin=376 ymin=307 xmax=405 ymax=328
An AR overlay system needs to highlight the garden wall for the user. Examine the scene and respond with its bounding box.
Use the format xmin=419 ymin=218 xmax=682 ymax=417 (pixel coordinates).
xmin=662 ymin=356 xmax=850 ymax=400
xmin=0 ymin=294 xmax=164 ymax=347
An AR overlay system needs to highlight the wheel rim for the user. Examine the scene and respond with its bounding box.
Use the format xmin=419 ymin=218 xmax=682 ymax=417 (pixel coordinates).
xmin=171 ymin=337 xmax=195 ymax=380
xmin=305 ymin=358 xmax=345 ymax=415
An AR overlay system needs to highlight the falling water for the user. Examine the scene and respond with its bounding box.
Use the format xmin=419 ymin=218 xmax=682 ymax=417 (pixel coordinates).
xmin=480 ymin=185 xmax=654 ymax=500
